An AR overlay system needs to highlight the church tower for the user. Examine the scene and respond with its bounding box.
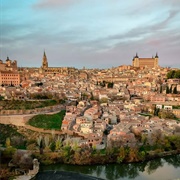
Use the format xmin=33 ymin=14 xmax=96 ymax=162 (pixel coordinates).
xmin=42 ymin=51 xmax=48 ymax=69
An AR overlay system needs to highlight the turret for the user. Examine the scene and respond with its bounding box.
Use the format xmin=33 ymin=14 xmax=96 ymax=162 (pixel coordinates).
xmin=155 ymin=52 xmax=158 ymax=58
xmin=132 ymin=53 xmax=139 ymax=67
xmin=135 ymin=52 xmax=139 ymax=58
xmin=154 ymin=52 xmax=159 ymax=67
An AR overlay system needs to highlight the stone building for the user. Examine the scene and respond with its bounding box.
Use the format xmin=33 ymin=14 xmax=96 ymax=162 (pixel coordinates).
xmin=0 ymin=57 xmax=20 ymax=86
xmin=40 ymin=51 xmax=76 ymax=74
xmin=132 ymin=53 xmax=159 ymax=68
xmin=0 ymin=71 xmax=20 ymax=86
xmin=0 ymin=57 xmax=18 ymax=71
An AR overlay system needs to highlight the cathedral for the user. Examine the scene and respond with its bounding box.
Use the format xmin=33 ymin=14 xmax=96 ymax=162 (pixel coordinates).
xmin=132 ymin=53 xmax=159 ymax=68
xmin=40 ymin=51 xmax=76 ymax=74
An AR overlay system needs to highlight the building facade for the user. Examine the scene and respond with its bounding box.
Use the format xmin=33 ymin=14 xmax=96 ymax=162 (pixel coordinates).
xmin=0 ymin=71 xmax=20 ymax=86
xmin=0 ymin=57 xmax=18 ymax=71
xmin=0 ymin=57 xmax=20 ymax=86
xmin=132 ymin=53 xmax=159 ymax=68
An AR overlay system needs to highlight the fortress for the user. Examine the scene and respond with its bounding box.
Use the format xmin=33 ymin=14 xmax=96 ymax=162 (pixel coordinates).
xmin=132 ymin=53 xmax=159 ymax=68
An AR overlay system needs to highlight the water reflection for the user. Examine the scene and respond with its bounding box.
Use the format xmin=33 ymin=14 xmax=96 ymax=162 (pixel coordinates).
xmin=163 ymin=155 xmax=180 ymax=168
xmin=146 ymin=158 xmax=163 ymax=174
xmin=39 ymin=155 xmax=180 ymax=180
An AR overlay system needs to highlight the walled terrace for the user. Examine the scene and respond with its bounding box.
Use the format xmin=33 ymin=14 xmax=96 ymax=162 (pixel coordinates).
xmin=0 ymin=104 xmax=65 ymax=127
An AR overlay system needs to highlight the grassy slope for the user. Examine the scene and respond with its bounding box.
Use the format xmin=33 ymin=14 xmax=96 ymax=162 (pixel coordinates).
xmin=28 ymin=110 xmax=66 ymax=130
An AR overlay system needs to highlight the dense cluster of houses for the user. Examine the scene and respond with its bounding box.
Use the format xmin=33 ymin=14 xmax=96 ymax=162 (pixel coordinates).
xmin=0 ymin=65 xmax=180 ymax=148
xmin=60 ymin=100 xmax=180 ymax=149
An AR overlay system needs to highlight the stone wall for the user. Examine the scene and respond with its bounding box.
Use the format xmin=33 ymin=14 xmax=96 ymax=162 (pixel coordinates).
xmin=0 ymin=105 xmax=65 ymax=127
xmin=0 ymin=105 xmax=65 ymax=115
xmin=0 ymin=114 xmax=35 ymax=126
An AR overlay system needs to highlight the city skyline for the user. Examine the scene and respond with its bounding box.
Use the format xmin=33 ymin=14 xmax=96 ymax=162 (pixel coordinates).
xmin=1 ymin=0 xmax=180 ymax=68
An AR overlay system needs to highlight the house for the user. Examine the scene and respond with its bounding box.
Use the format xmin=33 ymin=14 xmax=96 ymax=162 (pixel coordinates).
xmin=94 ymin=119 xmax=106 ymax=133
xmin=86 ymin=133 xmax=103 ymax=147
xmin=107 ymin=130 xmax=137 ymax=147
xmin=172 ymin=109 xmax=180 ymax=118
xmin=76 ymin=116 xmax=88 ymax=124
xmin=150 ymin=95 xmax=166 ymax=102
xmin=80 ymin=120 xmax=93 ymax=134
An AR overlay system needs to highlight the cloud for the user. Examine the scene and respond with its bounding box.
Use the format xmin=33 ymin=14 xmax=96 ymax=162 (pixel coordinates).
xmin=154 ymin=10 xmax=179 ymax=30
xmin=1 ymin=0 xmax=180 ymax=68
xmin=161 ymin=0 xmax=180 ymax=7
xmin=34 ymin=0 xmax=81 ymax=8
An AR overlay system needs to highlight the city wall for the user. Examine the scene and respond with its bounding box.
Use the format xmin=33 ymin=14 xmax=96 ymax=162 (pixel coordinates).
xmin=0 ymin=105 xmax=65 ymax=127
xmin=0 ymin=105 xmax=65 ymax=115
xmin=0 ymin=115 xmax=34 ymax=126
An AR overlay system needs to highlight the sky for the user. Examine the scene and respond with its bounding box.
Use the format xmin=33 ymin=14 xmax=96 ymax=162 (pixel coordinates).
xmin=0 ymin=0 xmax=180 ymax=69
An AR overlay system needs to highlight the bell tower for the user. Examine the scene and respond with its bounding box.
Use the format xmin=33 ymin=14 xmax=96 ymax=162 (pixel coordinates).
xmin=42 ymin=51 xmax=48 ymax=69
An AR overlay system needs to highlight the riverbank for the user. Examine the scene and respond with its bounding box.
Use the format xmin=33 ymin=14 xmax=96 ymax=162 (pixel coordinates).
xmin=0 ymin=147 xmax=179 ymax=180
xmin=32 ymin=147 xmax=180 ymax=166
xmin=35 ymin=154 xmax=180 ymax=180
xmin=145 ymin=149 xmax=180 ymax=162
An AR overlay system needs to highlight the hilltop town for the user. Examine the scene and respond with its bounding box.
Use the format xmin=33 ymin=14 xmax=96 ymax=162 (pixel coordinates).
xmin=0 ymin=52 xmax=180 ymax=176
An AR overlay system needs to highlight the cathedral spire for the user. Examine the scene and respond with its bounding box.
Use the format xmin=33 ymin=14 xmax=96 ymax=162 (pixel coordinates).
xmin=43 ymin=50 xmax=46 ymax=58
xmin=42 ymin=50 xmax=48 ymax=69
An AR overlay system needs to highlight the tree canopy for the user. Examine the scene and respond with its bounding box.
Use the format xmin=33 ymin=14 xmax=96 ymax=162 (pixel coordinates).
xmin=167 ymin=70 xmax=180 ymax=79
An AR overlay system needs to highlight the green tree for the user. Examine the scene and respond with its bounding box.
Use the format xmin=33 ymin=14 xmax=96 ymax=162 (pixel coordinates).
xmin=174 ymin=70 xmax=180 ymax=78
xmin=158 ymin=110 xmax=176 ymax=119
xmin=50 ymin=141 xmax=56 ymax=152
xmin=37 ymin=135 xmax=44 ymax=154
xmin=167 ymin=70 xmax=180 ymax=79
xmin=100 ymin=97 xmax=108 ymax=104
xmin=169 ymin=85 xmax=172 ymax=93
xmin=0 ymin=95 xmax=4 ymax=100
xmin=167 ymin=70 xmax=175 ymax=79
xmin=55 ymin=136 xmax=62 ymax=151
xmin=100 ymin=81 xmax=106 ymax=87
xmin=107 ymin=82 xmax=114 ymax=88
xmin=166 ymin=86 xmax=170 ymax=94
xmin=173 ymin=86 xmax=178 ymax=94
xmin=44 ymin=135 xmax=51 ymax=152
xmin=90 ymin=92 xmax=94 ymax=100
xmin=117 ymin=146 xmax=126 ymax=163
xmin=5 ymin=138 xmax=11 ymax=148
xmin=154 ymin=106 xmax=160 ymax=116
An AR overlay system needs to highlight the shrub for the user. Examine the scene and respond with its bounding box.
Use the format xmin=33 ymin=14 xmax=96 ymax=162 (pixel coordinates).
xmin=12 ymin=150 xmax=33 ymax=169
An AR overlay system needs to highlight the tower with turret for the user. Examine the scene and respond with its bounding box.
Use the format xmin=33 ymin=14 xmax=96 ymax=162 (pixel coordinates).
xmin=154 ymin=52 xmax=159 ymax=67
xmin=132 ymin=53 xmax=139 ymax=67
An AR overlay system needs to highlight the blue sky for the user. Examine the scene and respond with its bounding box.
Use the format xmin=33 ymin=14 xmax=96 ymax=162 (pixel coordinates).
xmin=0 ymin=0 xmax=180 ymax=68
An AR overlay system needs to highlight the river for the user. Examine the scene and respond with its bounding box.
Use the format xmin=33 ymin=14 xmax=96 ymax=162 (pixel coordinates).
xmin=35 ymin=154 xmax=180 ymax=180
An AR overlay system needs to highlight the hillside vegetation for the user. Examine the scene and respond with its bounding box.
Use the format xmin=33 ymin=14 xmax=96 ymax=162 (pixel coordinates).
xmin=28 ymin=110 xmax=66 ymax=130
xmin=0 ymin=100 xmax=57 ymax=110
